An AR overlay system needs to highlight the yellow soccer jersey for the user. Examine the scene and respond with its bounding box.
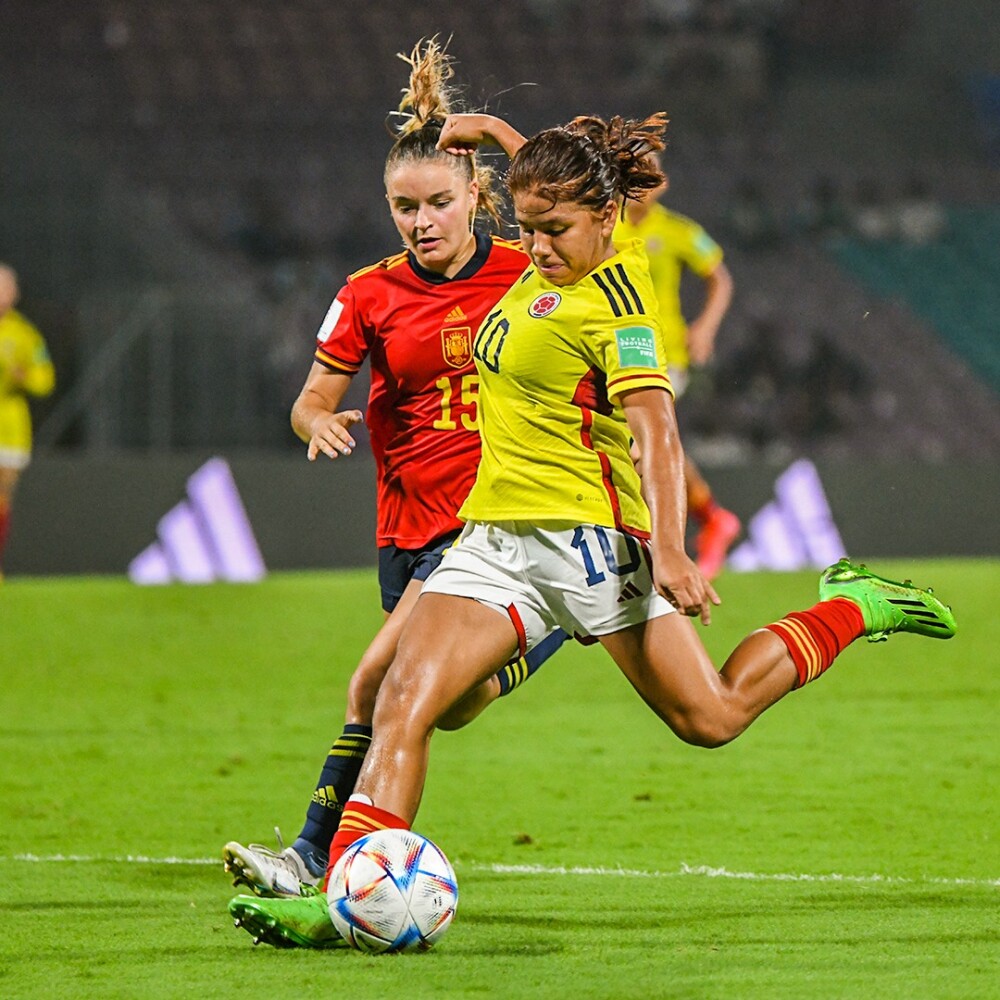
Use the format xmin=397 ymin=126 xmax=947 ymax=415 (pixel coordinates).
xmin=0 ymin=309 xmax=55 ymax=454
xmin=459 ymin=239 xmax=672 ymax=536
xmin=614 ymin=203 xmax=723 ymax=368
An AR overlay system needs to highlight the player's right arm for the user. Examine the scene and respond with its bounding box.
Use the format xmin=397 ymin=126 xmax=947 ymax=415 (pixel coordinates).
xmin=686 ymin=261 xmax=733 ymax=366
xmin=293 ymin=278 xmax=370 ymax=461
xmin=291 ymin=364 xmax=363 ymax=462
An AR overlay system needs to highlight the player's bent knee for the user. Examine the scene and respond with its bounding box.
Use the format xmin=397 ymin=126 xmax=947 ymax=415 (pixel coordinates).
xmin=669 ymin=711 xmax=741 ymax=749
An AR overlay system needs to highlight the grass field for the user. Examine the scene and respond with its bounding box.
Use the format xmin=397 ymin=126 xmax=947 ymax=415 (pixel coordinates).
xmin=1 ymin=561 xmax=997 ymax=999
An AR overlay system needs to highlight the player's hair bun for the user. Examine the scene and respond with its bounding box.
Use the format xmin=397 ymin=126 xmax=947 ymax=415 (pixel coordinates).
xmin=565 ymin=113 xmax=668 ymax=202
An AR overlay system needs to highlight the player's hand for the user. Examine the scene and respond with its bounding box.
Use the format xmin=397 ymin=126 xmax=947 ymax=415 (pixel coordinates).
xmin=436 ymin=114 xmax=493 ymax=155
xmin=686 ymin=319 xmax=717 ymax=367
xmin=651 ymin=544 xmax=720 ymax=625
xmin=307 ymin=409 xmax=364 ymax=462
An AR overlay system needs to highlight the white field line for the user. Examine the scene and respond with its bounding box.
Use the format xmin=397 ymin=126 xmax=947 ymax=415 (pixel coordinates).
xmin=5 ymin=854 xmax=219 ymax=865
xmin=3 ymin=854 xmax=998 ymax=888
xmin=477 ymin=862 xmax=1000 ymax=888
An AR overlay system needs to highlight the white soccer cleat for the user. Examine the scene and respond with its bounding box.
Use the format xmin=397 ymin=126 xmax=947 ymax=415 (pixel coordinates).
xmin=222 ymin=837 xmax=321 ymax=898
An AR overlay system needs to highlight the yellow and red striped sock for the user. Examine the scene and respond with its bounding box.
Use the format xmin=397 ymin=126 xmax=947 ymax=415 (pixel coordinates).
xmin=323 ymin=799 xmax=409 ymax=889
xmin=765 ymin=598 xmax=865 ymax=687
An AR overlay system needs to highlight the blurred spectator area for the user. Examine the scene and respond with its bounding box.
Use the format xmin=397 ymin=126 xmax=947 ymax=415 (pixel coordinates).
xmin=682 ymin=236 xmax=1000 ymax=464
xmin=966 ymin=75 xmax=1000 ymax=165
xmin=832 ymin=208 xmax=1000 ymax=395
xmin=1 ymin=0 xmax=998 ymax=459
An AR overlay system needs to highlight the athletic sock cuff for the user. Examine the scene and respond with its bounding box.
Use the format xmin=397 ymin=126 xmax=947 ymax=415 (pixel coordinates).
xmin=765 ymin=598 xmax=864 ymax=688
xmin=342 ymin=724 xmax=373 ymax=738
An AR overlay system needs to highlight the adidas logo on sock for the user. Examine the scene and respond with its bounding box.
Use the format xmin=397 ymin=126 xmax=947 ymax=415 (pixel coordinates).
xmin=728 ymin=459 xmax=846 ymax=572
xmin=128 ymin=457 xmax=266 ymax=585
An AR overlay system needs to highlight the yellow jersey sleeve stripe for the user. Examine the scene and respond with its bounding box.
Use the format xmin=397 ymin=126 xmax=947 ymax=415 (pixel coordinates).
xmin=606 ymin=371 xmax=673 ymax=396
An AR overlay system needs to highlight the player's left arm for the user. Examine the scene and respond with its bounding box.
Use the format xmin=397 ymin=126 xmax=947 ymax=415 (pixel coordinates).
xmin=686 ymin=260 xmax=733 ymax=367
xmin=621 ymin=387 xmax=719 ymax=624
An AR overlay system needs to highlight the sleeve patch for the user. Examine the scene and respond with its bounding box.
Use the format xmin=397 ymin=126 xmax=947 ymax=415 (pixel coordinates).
xmin=615 ymin=326 xmax=659 ymax=368
xmin=317 ymin=298 xmax=345 ymax=342
xmin=693 ymin=229 xmax=720 ymax=258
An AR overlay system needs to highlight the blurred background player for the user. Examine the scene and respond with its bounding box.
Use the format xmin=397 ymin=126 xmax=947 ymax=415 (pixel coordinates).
xmin=614 ymin=166 xmax=739 ymax=579
xmin=221 ymin=39 xmax=565 ymax=902
xmin=0 ymin=264 xmax=55 ymax=578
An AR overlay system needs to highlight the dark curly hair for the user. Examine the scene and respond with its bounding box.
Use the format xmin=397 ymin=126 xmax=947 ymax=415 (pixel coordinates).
xmin=507 ymin=113 xmax=668 ymax=214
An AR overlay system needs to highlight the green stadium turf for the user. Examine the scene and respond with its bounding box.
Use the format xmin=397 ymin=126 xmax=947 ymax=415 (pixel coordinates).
xmin=1 ymin=562 xmax=997 ymax=998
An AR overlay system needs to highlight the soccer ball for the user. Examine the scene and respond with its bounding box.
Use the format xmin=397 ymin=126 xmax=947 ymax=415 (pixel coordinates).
xmin=326 ymin=828 xmax=458 ymax=953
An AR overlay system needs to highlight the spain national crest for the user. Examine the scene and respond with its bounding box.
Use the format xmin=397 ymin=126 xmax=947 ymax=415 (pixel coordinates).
xmin=442 ymin=326 xmax=473 ymax=368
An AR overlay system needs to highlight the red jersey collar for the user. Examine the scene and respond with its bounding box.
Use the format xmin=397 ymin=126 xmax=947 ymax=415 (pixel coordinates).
xmin=406 ymin=231 xmax=493 ymax=285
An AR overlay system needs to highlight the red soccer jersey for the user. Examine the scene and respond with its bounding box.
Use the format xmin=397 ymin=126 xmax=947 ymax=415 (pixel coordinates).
xmin=315 ymin=232 xmax=529 ymax=549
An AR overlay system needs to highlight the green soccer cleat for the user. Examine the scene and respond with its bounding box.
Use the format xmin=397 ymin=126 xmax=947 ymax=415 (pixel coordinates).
xmin=228 ymin=893 xmax=348 ymax=950
xmin=819 ymin=558 xmax=957 ymax=643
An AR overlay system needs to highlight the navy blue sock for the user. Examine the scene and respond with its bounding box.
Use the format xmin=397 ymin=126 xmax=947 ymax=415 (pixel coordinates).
xmin=292 ymin=724 xmax=372 ymax=873
xmin=496 ymin=628 xmax=568 ymax=696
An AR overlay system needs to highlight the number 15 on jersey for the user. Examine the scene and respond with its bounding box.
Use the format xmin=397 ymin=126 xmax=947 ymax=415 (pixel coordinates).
xmin=434 ymin=374 xmax=479 ymax=431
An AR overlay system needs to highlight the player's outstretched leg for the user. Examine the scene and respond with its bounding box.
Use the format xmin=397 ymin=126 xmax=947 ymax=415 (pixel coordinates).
xmin=818 ymin=558 xmax=957 ymax=643
xmin=228 ymin=894 xmax=346 ymax=949
xmin=223 ymin=839 xmax=322 ymax=898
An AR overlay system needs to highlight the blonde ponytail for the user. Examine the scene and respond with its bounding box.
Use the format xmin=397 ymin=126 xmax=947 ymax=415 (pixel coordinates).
xmin=393 ymin=37 xmax=457 ymax=136
xmin=385 ymin=37 xmax=503 ymax=228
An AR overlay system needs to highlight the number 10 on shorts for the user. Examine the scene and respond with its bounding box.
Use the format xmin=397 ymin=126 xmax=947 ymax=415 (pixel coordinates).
xmin=571 ymin=526 xmax=641 ymax=587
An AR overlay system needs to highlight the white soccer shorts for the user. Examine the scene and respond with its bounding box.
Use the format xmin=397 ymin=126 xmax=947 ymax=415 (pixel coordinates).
xmin=420 ymin=520 xmax=675 ymax=654
xmin=0 ymin=446 xmax=30 ymax=470
xmin=667 ymin=365 xmax=689 ymax=399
